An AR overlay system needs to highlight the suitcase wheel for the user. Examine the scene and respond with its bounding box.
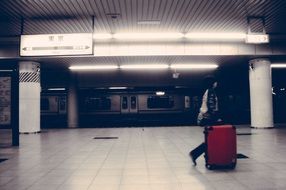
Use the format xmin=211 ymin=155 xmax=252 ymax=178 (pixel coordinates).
xmin=229 ymin=162 xmax=236 ymax=169
xmin=205 ymin=162 xmax=236 ymax=170
xmin=206 ymin=164 xmax=214 ymax=170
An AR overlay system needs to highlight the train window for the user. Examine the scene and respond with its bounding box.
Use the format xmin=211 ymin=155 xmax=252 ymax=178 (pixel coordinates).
xmin=130 ymin=96 xmax=137 ymax=109
xmin=122 ymin=97 xmax=128 ymax=109
xmin=86 ymin=97 xmax=111 ymax=111
xmin=147 ymin=96 xmax=174 ymax=108
xmin=59 ymin=97 xmax=66 ymax=111
xmin=41 ymin=98 xmax=50 ymax=110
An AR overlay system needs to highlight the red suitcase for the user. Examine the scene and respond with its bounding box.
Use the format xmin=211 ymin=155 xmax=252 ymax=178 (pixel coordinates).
xmin=204 ymin=125 xmax=237 ymax=169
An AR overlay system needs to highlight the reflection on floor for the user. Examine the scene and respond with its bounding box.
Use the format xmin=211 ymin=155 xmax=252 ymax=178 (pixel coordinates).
xmin=0 ymin=159 xmax=8 ymax=163
xmin=1 ymin=125 xmax=286 ymax=190
xmin=236 ymin=153 xmax=249 ymax=159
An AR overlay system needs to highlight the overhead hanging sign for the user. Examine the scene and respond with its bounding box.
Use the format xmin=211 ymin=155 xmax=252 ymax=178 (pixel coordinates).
xmin=20 ymin=33 xmax=93 ymax=56
xmin=245 ymin=34 xmax=269 ymax=44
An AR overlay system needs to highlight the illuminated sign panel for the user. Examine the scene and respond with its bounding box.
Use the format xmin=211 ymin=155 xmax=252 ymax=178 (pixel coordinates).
xmin=20 ymin=33 xmax=93 ymax=56
xmin=245 ymin=34 xmax=269 ymax=44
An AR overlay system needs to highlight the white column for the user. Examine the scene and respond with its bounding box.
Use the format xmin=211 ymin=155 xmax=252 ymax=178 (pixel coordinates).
xmin=68 ymin=74 xmax=78 ymax=128
xmin=19 ymin=61 xmax=41 ymax=133
xmin=249 ymin=58 xmax=273 ymax=128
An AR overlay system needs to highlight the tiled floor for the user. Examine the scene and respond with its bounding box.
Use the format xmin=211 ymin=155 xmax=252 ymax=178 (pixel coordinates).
xmin=1 ymin=126 xmax=286 ymax=190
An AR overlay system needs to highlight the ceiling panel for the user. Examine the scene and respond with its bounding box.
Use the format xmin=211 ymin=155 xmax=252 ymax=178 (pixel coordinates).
xmin=0 ymin=0 xmax=286 ymax=35
xmin=23 ymin=17 xmax=93 ymax=34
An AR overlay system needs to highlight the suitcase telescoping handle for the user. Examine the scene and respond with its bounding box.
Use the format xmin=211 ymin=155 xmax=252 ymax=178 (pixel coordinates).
xmin=204 ymin=125 xmax=236 ymax=137
xmin=204 ymin=126 xmax=211 ymax=165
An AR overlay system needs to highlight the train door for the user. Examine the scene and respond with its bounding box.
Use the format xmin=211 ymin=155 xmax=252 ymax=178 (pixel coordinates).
xmin=58 ymin=96 xmax=67 ymax=114
xmin=121 ymin=95 xmax=138 ymax=114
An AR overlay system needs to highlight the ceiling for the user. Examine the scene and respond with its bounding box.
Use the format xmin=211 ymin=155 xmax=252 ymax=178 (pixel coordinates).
xmin=1 ymin=0 xmax=286 ymax=73
xmin=1 ymin=0 xmax=286 ymax=35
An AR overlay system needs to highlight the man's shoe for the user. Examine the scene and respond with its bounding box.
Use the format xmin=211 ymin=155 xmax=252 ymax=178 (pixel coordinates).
xmin=189 ymin=151 xmax=197 ymax=166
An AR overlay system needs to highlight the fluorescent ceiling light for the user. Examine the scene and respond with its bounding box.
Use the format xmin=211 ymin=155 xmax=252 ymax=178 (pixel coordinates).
xmin=120 ymin=64 xmax=169 ymax=70
xmin=185 ymin=33 xmax=246 ymax=41
xmin=170 ymin=64 xmax=218 ymax=69
xmin=156 ymin=91 xmax=165 ymax=96
xmin=108 ymin=87 xmax=128 ymax=89
xmin=69 ymin=65 xmax=118 ymax=70
xmin=93 ymin=32 xmax=246 ymax=41
xmin=48 ymin=88 xmax=66 ymax=91
xmin=271 ymin=64 xmax=286 ymax=68
xmin=175 ymin=86 xmax=187 ymax=89
xmin=93 ymin=33 xmax=113 ymax=40
xmin=0 ymin=69 xmax=13 ymax=72
xmin=137 ymin=20 xmax=161 ymax=25
xmin=113 ymin=33 xmax=184 ymax=40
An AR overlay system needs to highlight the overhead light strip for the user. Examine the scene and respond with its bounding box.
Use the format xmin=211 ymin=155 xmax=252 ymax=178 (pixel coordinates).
xmin=271 ymin=64 xmax=286 ymax=68
xmin=93 ymin=33 xmax=113 ymax=40
xmin=185 ymin=33 xmax=246 ymax=40
xmin=120 ymin=64 xmax=169 ymax=69
xmin=69 ymin=65 xmax=119 ymax=70
xmin=93 ymin=32 xmax=248 ymax=41
xmin=170 ymin=64 xmax=218 ymax=69
xmin=108 ymin=87 xmax=128 ymax=89
xmin=70 ymin=64 xmax=219 ymax=71
xmin=47 ymin=88 xmax=66 ymax=91
xmin=113 ymin=33 xmax=184 ymax=40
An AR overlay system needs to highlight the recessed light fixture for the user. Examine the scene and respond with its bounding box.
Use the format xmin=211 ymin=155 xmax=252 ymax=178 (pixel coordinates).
xmin=137 ymin=20 xmax=161 ymax=25
xmin=106 ymin=13 xmax=121 ymax=19
xmin=156 ymin=91 xmax=165 ymax=96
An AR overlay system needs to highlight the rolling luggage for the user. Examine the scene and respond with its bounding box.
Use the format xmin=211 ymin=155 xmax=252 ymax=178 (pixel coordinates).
xmin=204 ymin=125 xmax=237 ymax=169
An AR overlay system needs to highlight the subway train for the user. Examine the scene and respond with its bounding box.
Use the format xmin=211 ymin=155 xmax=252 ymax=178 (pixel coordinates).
xmin=40 ymin=87 xmax=254 ymax=127
xmin=41 ymin=92 xmax=68 ymax=127
xmin=40 ymin=88 xmax=199 ymax=127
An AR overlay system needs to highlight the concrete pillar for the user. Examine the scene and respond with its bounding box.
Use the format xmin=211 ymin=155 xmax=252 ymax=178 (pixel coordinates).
xmin=67 ymin=74 xmax=78 ymax=128
xmin=19 ymin=61 xmax=41 ymax=133
xmin=249 ymin=58 xmax=273 ymax=128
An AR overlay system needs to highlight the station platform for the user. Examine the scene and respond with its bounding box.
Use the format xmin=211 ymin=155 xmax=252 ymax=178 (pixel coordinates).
xmin=0 ymin=125 xmax=286 ymax=190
